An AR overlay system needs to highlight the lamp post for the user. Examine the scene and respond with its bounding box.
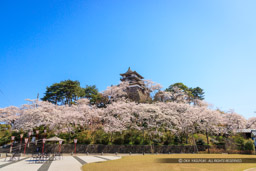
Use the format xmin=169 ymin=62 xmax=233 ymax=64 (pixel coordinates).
xmin=19 ymin=134 xmax=23 ymax=151
xmin=42 ymin=138 xmax=46 ymax=154
xmin=44 ymin=129 xmax=47 ymax=138
xmin=59 ymin=140 xmax=63 ymax=153
xmin=24 ymin=138 xmax=28 ymax=154
xmin=36 ymin=130 xmax=39 ymax=145
xmin=36 ymin=130 xmax=39 ymax=140
xmin=28 ymin=131 xmax=32 ymax=147
xmin=74 ymin=139 xmax=77 ymax=155
xmin=10 ymin=136 xmax=15 ymax=153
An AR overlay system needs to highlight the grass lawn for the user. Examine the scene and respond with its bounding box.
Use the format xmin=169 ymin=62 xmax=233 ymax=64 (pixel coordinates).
xmin=82 ymin=154 xmax=256 ymax=171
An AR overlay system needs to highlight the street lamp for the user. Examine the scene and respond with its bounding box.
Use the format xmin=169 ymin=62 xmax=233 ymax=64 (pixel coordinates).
xmin=36 ymin=130 xmax=39 ymax=139
xmin=59 ymin=140 xmax=63 ymax=153
xmin=35 ymin=130 xmax=39 ymax=145
xmin=10 ymin=136 xmax=15 ymax=153
xmin=28 ymin=131 xmax=32 ymax=147
xmin=19 ymin=134 xmax=23 ymax=151
xmin=44 ymin=129 xmax=47 ymax=138
xmin=74 ymin=139 xmax=77 ymax=155
xmin=24 ymin=138 xmax=28 ymax=154
xmin=42 ymin=138 xmax=46 ymax=154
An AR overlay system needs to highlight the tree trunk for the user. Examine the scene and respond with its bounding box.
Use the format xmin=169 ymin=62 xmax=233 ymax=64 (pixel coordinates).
xmin=110 ymin=132 xmax=113 ymax=143
xmin=206 ymin=129 xmax=210 ymax=153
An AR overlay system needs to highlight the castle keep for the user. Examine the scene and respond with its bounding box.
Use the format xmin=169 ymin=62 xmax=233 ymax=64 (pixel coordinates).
xmin=120 ymin=67 xmax=151 ymax=103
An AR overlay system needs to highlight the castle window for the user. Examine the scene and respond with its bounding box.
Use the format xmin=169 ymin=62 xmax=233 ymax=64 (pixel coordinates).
xmin=131 ymin=74 xmax=137 ymax=77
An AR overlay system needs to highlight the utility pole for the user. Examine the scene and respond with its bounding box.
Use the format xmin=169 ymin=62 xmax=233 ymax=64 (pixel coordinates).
xmin=36 ymin=93 xmax=39 ymax=108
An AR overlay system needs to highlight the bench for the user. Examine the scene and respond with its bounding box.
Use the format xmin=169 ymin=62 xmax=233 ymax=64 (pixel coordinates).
xmin=11 ymin=153 xmax=21 ymax=161
xmin=4 ymin=153 xmax=12 ymax=161
xmin=5 ymin=153 xmax=21 ymax=161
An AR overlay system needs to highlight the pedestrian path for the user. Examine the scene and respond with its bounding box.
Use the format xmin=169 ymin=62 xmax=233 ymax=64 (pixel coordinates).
xmin=0 ymin=157 xmax=40 ymax=171
xmin=48 ymin=156 xmax=82 ymax=171
xmin=79 ymin=156 xmax=106 ymax=163
xmin=0 ymin=155 xmax=121 ymax=171
xmin=0 ymin=157 xmax=26 ymax=166
xmin=244 ymin=168 xmax=256 ymax=171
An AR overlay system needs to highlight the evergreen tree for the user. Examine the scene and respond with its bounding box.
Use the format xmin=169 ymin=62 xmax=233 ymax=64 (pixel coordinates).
xmin=42 ymin=80 xmax=83 ymax=106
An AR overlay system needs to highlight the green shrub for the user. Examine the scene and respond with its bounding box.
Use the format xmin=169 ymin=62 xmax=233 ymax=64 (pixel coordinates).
xmin=134 ymin=136 xmax=140 ymax=145
xmin=142 ymin=138 xmax=150 ymax=145
xmin=123 ymin=130 xmax=143 ymax=145
xmin=196 ymin=138 xmax=206 ymax=145
xmin=123 ymin=131 xmax=132 ymax=144
xmin=193 ymin=134 xmax=210 ymax=145
xmin=76 ymin=131 xmax=92 ymax=144
xmin=173 ymin=136 xmax=180 ymax=145
xmin=94 ymin=130 xmax=109 ymax=145
xmin=0 ymin=125 xmax=12 ymax=146
xmin=244 ymin=139 xmax=255 ymax=151
xmin=113 ymin=137 xmax=124 ymax=145
xmin=233 ymin=135 xmax=245 ymax=150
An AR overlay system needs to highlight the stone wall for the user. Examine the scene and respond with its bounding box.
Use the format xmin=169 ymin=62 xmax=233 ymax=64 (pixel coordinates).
xmin=127 ymin=87 xmax=151 ymax=103
xmin=0 ymin=144 xmax=208 ymax=154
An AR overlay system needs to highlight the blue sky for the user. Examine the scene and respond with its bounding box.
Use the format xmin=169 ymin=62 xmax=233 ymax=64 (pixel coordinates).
xmin=0 ymin=0 xmax=256 ymax=118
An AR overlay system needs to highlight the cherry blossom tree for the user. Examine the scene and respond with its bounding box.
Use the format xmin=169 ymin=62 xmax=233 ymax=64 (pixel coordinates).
xmin=143 ymin=80 xmax=162 ymax=96
xmin=0 ymin=97 xmax=251 ymax=139
xmin=0 ymin=106 xmax=20 ymax=125
xmin=102 ymin=81 xmax=130 ymax=102
xmin=154 ymin=86 xmax=189 ymax=103
xmin=246 ymin=117 xmax=256 ymax=129
xmin=222 ymin=111 xmax=246 ymax=133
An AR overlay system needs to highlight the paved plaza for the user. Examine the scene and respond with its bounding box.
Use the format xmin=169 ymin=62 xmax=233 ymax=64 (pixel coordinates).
xmin=0 ymin=155 xmax=121 ymax=171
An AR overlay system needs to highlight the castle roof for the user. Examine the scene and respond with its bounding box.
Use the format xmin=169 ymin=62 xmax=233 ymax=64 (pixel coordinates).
xmin=120 ymin=67 xmax=144 ymax=79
